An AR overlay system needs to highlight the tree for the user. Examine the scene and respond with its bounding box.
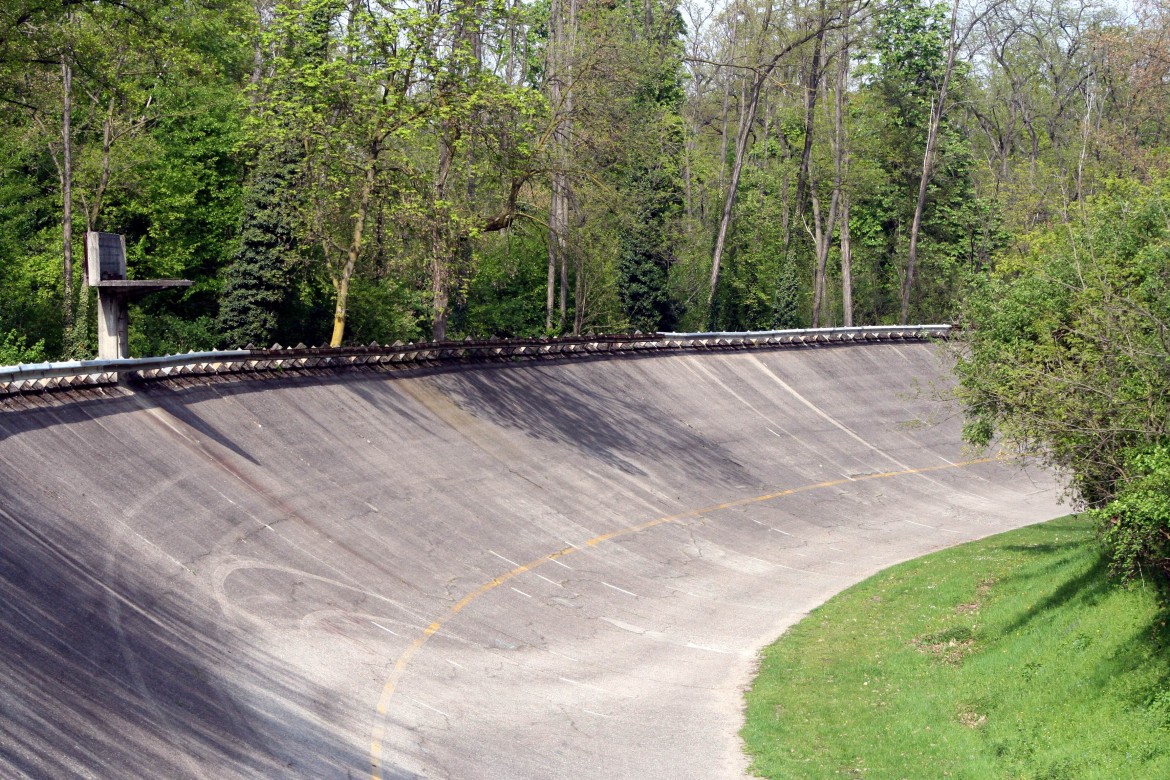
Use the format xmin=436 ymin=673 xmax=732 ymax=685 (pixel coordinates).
xmin=4 ymin=0 xmax=1166 ymax=357
xmin=967 ymin=0 xmax=1117 ymax=233
xmin=899 ymin=0 xmax=960 ymax=325
xmin=255 ymin=0 xmax=542 ymax=346
xmin=0 ymin=0 xmax=252 ymax=358
xmin=257 ymin=0 xmax=404 ymax=347
xmin=545 ymin=0 xmax=576 ymax=331
xmin=706 ymin=1 xmax=841 ymax=319
xmin=614 ymin=3 xmax=687 ymax=334
xmin=833 ymin=1 xmax=857 ymax=325
xmin=957 ymin=176 xmax=1170 ymax=590
xmin=217 ymin=150 xmax=299 ymax=347
xmin=1093 ymin=444 xmax=1170 ymax=593
xmin=850 ymin=0 xmax=988 ymax=325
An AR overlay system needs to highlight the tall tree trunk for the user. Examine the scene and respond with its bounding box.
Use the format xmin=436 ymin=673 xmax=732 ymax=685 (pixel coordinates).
xmin=839 ymin=198 xmax=852 ymax=325
xmin=717 ymin=80 xmax=731 ymax=190
xmin=901 ymin=0 xmax=959 ymax=325
xmin=707 ymin=17 xmax=839 ymax=317
xmin=557 ymin=184 xmax=568 ymax=324
xmin=795 ymin=4 xmax=827 ymax=217
xmin=572 ymin=180 xmax=585 ymax=334
xmin=431 ymin=248 xmax=449 ymax=341
xmin=573 ymin=231 xmax=585 ymax=336
xmin=250 ymin=0 xmax=268 ymax=92
xmin=330 ymin=153 xmax=377 ymax=347
xmin=546 ymin=0 xmax=575 ymax=332
xmin=506 ymin=0 xmax=518 ymax=86
xmin=61 ymin=55 xmax=75 ymax=348
xmin=432 ymin=130 xmax=456 ymax=342
xmin=546 ymin=0 xmax=565 ymax=330
xmin=801 ymin=7 xmax=830 ymax=327
xmin=808 ymin=159 xmax=839 ymax=328
xmin=428 ymin=5 xmax=480 ymax=343
xmin=546 ymin=193 xmax=558 ymax=330
xmin=708 ymin=74 xmax=761 ymax=314
xmin=561 ymin=0 xmax=577 ymax=327
xmin=717 ymin=8 xmax=740 ymax=189
xmin=834 ymin=5 xmax=853 ymax=327
xmin=85 ymin=96 xmax=116 ymax=234
xmin=546 ymin=0 xmax=560 ymax=331
xmin=548 ymin=175 xmax=568 ymax=330
xmin=1075 ymin=85 xmax=1095 ymax=212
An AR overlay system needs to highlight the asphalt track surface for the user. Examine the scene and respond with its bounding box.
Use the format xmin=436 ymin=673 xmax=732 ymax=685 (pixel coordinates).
xmin=0 ymin=343 xmax=1063 ymax=779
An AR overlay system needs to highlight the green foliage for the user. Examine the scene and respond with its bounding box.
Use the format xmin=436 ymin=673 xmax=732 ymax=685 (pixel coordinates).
xmin=0 ymin=331 xmax=46 ymax=366
xmin=128 ymin=306 xmax=220 ymax=357
xmin=0 ymin=0 xmax=253 ymax=358
xmin=959 ymin=177 xmax=1170 ymax=588
xmin=0 ymin=0 xmax=1156 ymax=357
xmin=114 ymin=83 xmax=247 ymax=355
xmin=743 ymin=515 xmax=1170 ymax=778
xmin=343 ymin=276 xmax=427 ymax=345
xmin=532 ymin=0 xmax=689 ymax=335
xmin=867 ymin=0 xmax=949 ymax=131
xmin=0 ymin=146 xmax=63 ymax=355
xmin=716 ymin=162 xmax=806 ymax=330
xmin=252 ymin=0 xmax=547 ymax=342
xmin=849 ymin=0 xmax=991 ymax=325
xmin=460 ymin=229 xmax=547 ymax=337
xmin=566 ymin=193 xmax=630 ymax=333
xmin=1093 ymin=445 xmax=1170 ymax=593
xmin=616 ymin=118 xmax=685 ymax=333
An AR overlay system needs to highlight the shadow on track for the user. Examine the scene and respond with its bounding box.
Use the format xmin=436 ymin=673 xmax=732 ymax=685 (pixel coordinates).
xmin=0 ymin=489 xmax=374 ymax=779
xmin=440 ymin=367 xmax=751 ymax=485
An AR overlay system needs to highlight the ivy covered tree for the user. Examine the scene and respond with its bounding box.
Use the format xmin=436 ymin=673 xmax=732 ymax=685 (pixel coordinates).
xmin=616 ymin=6 xmax=687 ymax=334
xmin=617 ymin=162 xmax=682 ymax=333
xmin=217 ymin=151 xmax=300 ymax=348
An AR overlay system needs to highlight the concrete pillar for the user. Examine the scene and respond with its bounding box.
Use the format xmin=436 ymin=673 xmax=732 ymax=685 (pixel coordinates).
xmin=96 ymin=291 xmax=129 ymax=360
xmin=84 ymin=231 xmax=191 ymax=361
xmin=86 ymin=232 xmax=127 ymax=282
xmin=87 ymin=232 xmax=130 ymax=360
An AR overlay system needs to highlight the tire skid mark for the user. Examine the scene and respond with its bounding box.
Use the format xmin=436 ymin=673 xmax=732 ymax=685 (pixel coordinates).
xmin=368 ymin=456 xmax=996 ymax=779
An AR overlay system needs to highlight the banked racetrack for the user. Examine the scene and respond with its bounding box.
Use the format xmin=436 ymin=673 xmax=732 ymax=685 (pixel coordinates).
xmin=0 ymin=335 xmax=1062 ymax=779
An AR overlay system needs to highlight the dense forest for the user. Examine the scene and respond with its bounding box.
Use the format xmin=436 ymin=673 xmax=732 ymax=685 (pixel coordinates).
xmin=0 ymin=0 xmax=1167 ymax=362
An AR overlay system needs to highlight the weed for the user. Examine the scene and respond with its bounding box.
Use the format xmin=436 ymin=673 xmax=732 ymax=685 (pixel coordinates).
xmin=913 ymin=625 xmax=977 ymax=664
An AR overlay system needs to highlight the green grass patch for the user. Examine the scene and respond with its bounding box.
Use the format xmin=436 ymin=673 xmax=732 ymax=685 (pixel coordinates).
xmin=742 ymin=515 xmax=1170 ymax=779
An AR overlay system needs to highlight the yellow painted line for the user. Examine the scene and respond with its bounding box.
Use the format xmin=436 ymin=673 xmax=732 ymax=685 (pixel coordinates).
xmin=368 ymin=457 xmax=995 ymax=778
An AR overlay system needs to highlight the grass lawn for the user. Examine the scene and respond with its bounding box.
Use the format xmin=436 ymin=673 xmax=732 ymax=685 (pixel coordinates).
xmin=742 ymin=515 xmax=1170 ymax=779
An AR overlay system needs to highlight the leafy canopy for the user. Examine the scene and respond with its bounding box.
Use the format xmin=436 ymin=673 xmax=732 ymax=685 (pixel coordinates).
xmin=958 ymin=176 xmax=1170 ymax=590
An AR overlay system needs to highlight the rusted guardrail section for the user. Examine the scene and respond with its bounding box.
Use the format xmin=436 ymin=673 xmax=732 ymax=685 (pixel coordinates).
xmin=0 ymin=325 xmax=951 ymax=396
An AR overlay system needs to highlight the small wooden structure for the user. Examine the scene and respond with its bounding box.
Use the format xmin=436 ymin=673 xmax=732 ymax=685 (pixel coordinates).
xmin=85 ymin=232 xmax=192 ymax=360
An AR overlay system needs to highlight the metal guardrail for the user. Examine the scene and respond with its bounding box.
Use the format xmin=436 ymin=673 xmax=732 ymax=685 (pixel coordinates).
xmin=660 ymin=325 xmax=952 ymax=339
xmin=0 ymin=351 xmax=251 ymax=383
xmin=0 ymin=325 xmax=951 ymax=396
